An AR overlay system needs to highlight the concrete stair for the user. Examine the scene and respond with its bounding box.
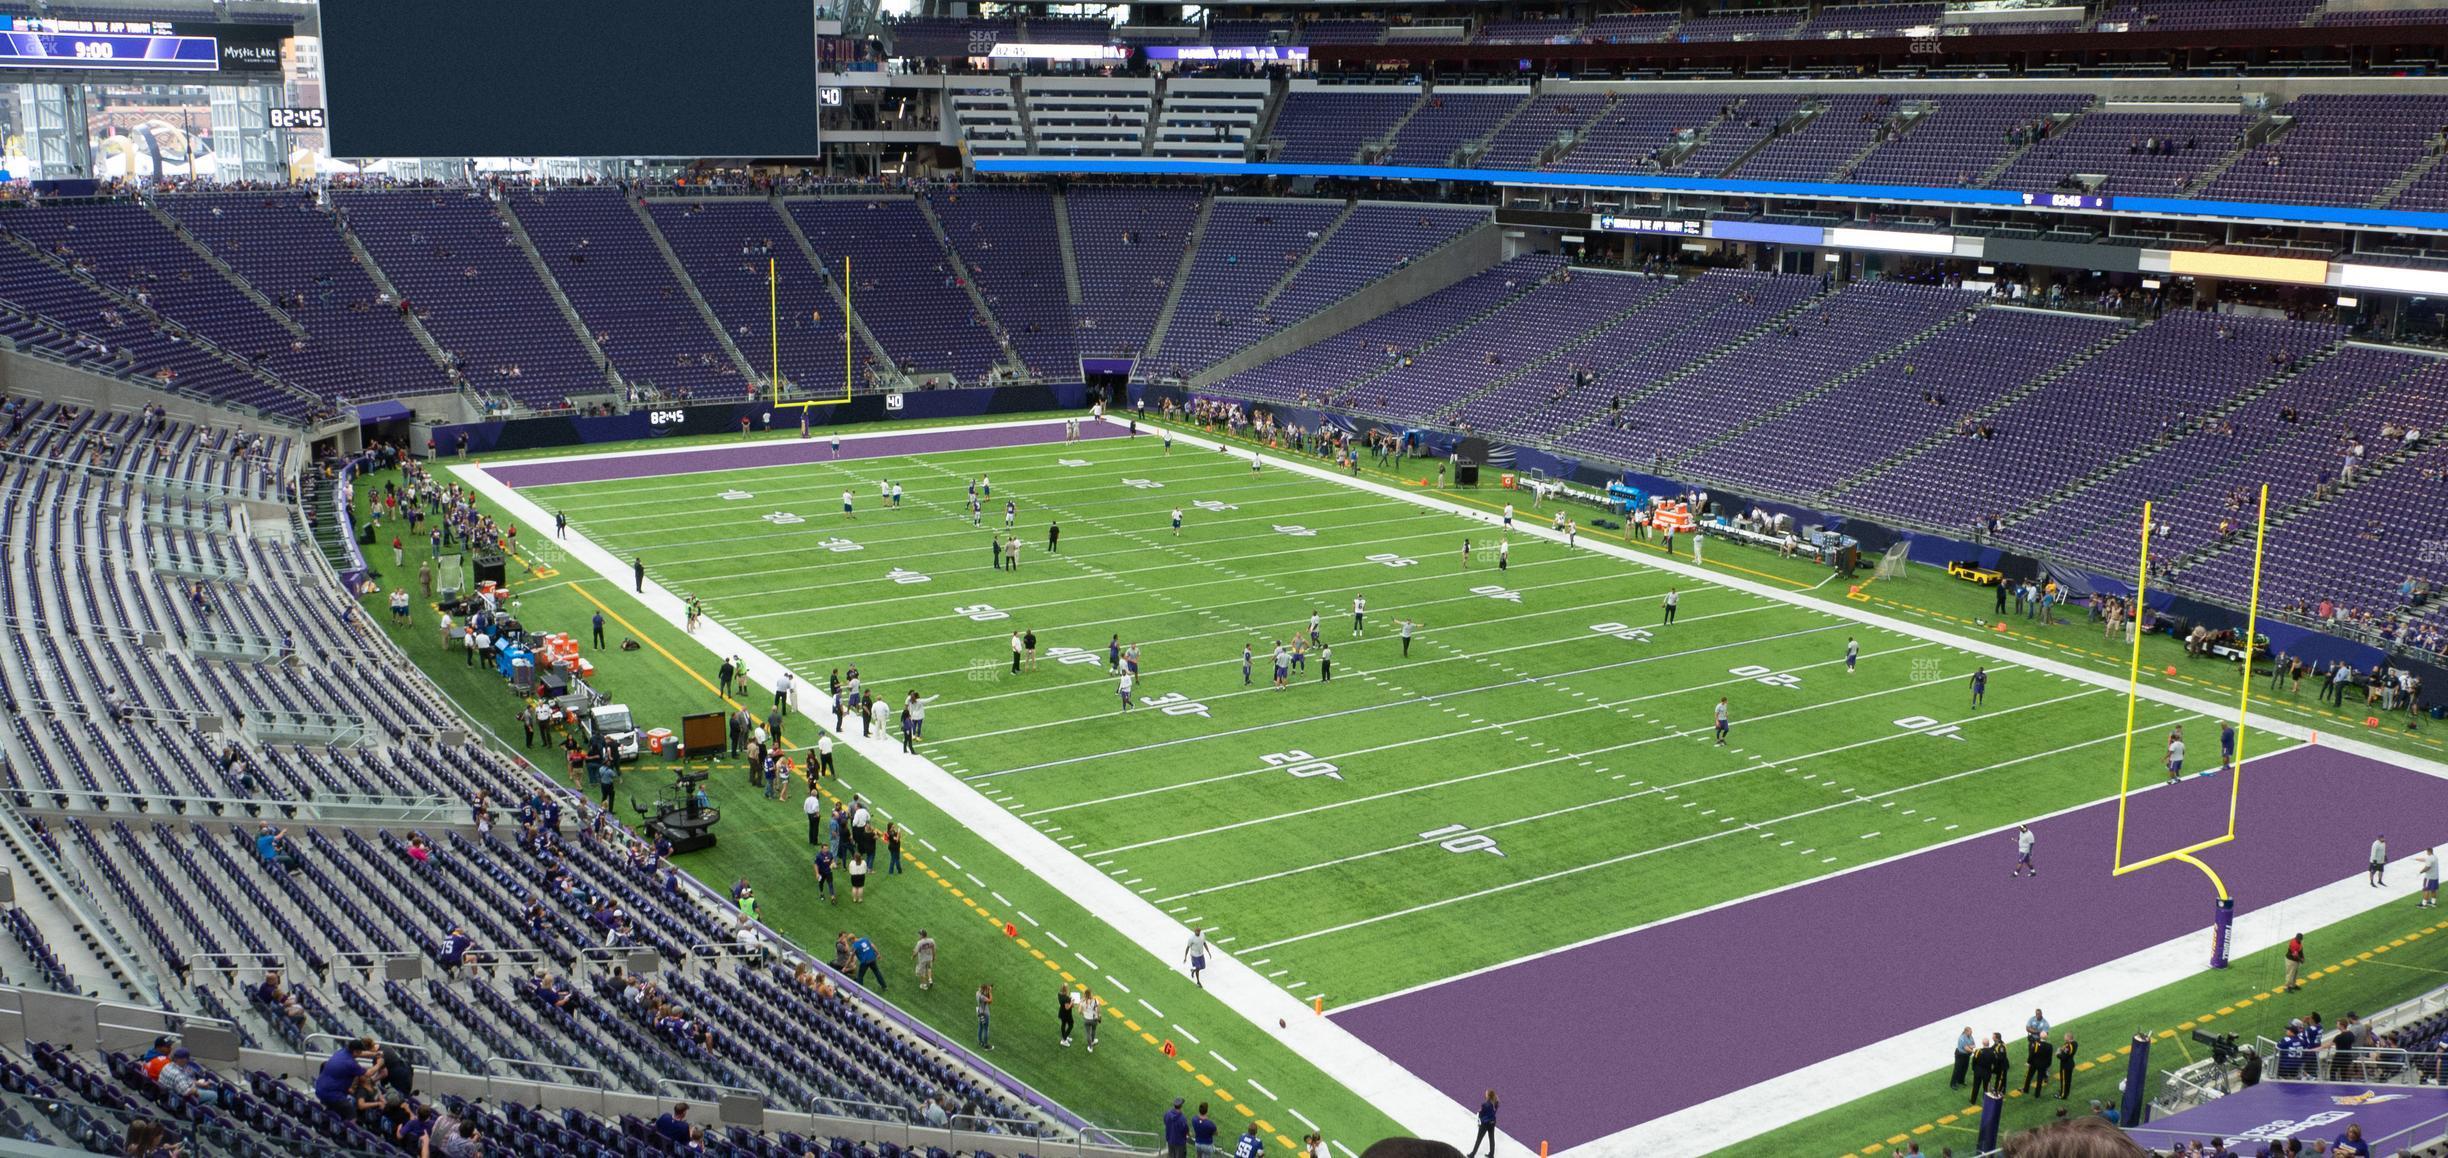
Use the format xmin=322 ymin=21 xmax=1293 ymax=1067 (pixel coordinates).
xmin=773 ymin=199 xmax=901 ymax=391
xmin=911 ymin=195 xmax=1027 ymax=380
xmin=628 ymin=198 xmax=761 ymax=383
xmin=141 ymin=199 xmax=305 ymax=341
xmin=332 ymin=214 xmax=463 ymax=389
xmin=1051 ymin=189 xmax=1085 ymax=309
xmin=1431 ymin=277 xmax=1677 ymax=422
xmin=493 ymin=198 xmax=623 ymax=394
xmin=1141 ymin=196 xmax=1215 ymax=365
xmin=1254 ymin=201 xmax=1357 ymax=311
xmin=1820 ymin=315 xmax=2142 ymax=498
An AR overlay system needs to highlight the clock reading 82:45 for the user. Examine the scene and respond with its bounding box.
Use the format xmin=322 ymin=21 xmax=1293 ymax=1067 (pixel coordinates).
xmin=268 ymin=107 xmax=326 ymax=130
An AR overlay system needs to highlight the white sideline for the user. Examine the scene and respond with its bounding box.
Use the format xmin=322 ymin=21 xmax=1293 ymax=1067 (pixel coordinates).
xmin=473 ymin=414 xmax=1086 ymax=474
xmin=451 ymin=419 xmax=1497 ymax=1151
xmin=1090 ymin=417 xmax=2448 ymax=1157
xmin=458 ymin=412 xmax=2448 ymax=1158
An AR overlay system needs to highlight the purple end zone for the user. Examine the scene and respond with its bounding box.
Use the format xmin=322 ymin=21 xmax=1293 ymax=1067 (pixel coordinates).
xmin=1332 ymin=745 xmax=2448 ymax=1150
xmin=483 ymin=421 xmax=1128 ymax=489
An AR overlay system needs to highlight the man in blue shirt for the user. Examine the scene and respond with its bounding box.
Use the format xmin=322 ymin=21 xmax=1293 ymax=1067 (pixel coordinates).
xmin=254 ymin=824 xmax=299 ymax=873
xmin=852 ymin=933 xmax=886 ymax=990
xmin=1163 ymin=1097 xmax=1191 ymax=1158
xmin=313 ymin=1038 xmax=374 ymax=1115
xmin=1233 ymin=1123 xmax=1264 ymax=1158
xmin=1192 ymin=1104 xmax=1219 ymax=1158
xmin=653 ymin=1103 xmax=694 ymax=1144
xmin=814 ymin=848 xmax=837 ymax=903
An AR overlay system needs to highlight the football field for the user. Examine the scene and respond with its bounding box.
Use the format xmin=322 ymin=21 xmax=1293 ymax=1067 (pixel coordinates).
xmin=494 ymin=421 xmax=2242 ymax=991
xmin=462 ymin=415 xmax=2413 ymax=1149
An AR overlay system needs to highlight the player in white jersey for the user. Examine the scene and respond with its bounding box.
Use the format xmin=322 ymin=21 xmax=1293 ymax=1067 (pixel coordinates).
xmin=1352 ymin=595 xmax=1366 ymax=636
xmin=842 ymin=490 xmax=856 ymax=519
xmin=1502 ymin=503 xmax=1515 ymax=528
xmin=1171 ymin=507 xmax=1183 ymax=536
xmin=1307 ymin=611 xmax=1321 ymax=646
xmin=1845 ymin=637 xmax=1859 ymax=673
xmin=2012 ymin=825 xmax=2036 ymax=877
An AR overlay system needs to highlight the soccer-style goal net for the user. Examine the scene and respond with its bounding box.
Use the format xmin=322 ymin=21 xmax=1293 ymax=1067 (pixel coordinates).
xmin=1872 ymin=541 xmax=1913 ymax=581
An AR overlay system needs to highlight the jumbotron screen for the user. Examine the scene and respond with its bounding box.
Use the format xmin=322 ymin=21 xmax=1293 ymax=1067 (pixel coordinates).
xmin=319 ymin=0 xmax=821 ymax=159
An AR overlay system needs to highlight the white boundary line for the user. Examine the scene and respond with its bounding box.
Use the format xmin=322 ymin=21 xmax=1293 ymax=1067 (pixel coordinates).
xmin=1113 ymin=419 xmax=2448 ymax=1155
xmin=481 ymin=415 xmax=1091 ymax=476
xmin=451 ymin=422 xmax=1496 ymax=1151
xmin=462 ymin=412 xmax=2448 ymax=1158
xmin=1579 ymin=786 xmax=2440 ymax=1154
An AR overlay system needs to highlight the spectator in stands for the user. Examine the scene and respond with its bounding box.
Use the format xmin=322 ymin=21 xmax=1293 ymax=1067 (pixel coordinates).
xmin=436 ymin=925 xmax=476 ymax=976
xmin=124 ymin=1119 xmax=172 ymax=1158
xmin=254 ymin=824 xmax=300 ymax=873
xmin=137 ymin=1035 xmax=177 ymax=1081
xmin=257 ymin=970 xmax=305 ymax=1025
xmin=653 ymin=1102 xmax=695 ymax=1144
xmin=156 ymin=1048 xmax=234 ymax=1109
xmin=313 ymin=1037 xmax=376 ymax=1116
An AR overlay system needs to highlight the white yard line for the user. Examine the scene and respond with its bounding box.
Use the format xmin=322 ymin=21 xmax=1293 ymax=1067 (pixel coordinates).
xmin=936 ymin=602 xmax=1786 ymax=745
xmin=969 ymin=616 xmax=1827 ymax=775
xmin=1238 ymin=713 xmax=2174 ymax=955
xmin=459 ymin=413 xmax=2448 ymax=1158
xmin=1155 ymin=687 xmax=2099 ymax=905
xmin=1024 ymin=640 xmax=1933 ymax=818
xmin=1087 ymin=671 xmax=2038 ymax=859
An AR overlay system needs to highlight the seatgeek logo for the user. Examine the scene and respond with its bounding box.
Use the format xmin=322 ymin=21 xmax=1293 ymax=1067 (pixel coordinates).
xmin=647 ymin=410 xmax=687 ymax=426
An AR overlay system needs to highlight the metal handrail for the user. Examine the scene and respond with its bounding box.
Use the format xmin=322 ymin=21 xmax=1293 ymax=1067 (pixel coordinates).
xmin=94 ymin=998 xmax=232 ymax=1044
xmin=306 ymin=1032 xmax=434 ymax=1065
xmin=180 ymin=951 xmax=293 ymax=976
xmin=682 ymin=941 xmax=769 ymax=964
xmin=17 ymin=785 xmax=454 ymax=814
xmin=664 ymin=1077 xmax=761 ymax=1100
xmin=821 ymin=1097 xmax=912 ymax=1149
xmin=490 ymin=1055 xmax=606 ymax=1086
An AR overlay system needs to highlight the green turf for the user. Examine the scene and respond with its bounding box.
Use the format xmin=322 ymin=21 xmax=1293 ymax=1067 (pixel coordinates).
xmin=509 ymin=426 xmax=2278 ymax=1007
xmin=356 ymin=414 xmax=2448 ymax=1152
xmin=354 ymin=469 xmax=1407 ymax=1151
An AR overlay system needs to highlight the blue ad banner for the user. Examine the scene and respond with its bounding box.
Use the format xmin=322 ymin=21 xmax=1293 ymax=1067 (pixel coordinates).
xmin=975 ymin=157 xmax=2448 ymax=234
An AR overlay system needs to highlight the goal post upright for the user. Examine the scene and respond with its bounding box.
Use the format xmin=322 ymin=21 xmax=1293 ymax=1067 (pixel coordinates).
xmin=772 ymin=256 xmax=856 ymax=410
